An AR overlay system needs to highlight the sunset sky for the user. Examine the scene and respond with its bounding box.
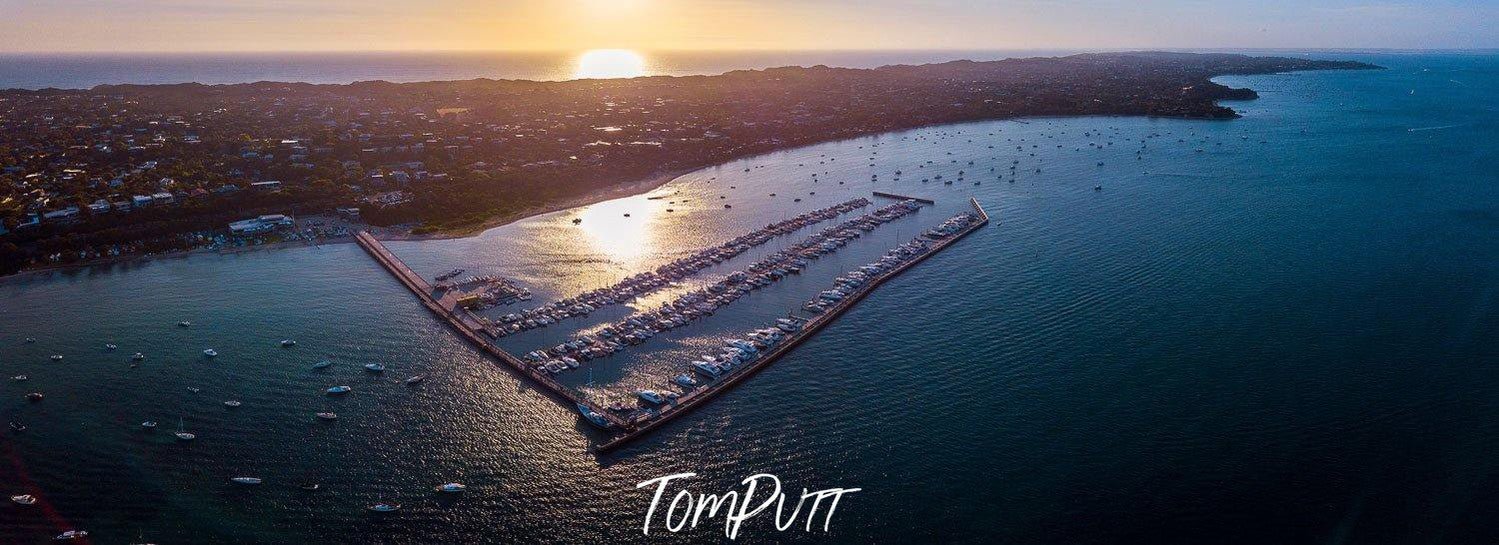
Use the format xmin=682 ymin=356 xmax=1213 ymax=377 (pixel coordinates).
xmin=1 ymin=0 xmax=1494 ymax=52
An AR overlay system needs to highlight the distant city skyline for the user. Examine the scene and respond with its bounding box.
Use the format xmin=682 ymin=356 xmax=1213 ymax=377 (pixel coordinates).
xmin=1 ymin=0 xmax=1495 ymax=53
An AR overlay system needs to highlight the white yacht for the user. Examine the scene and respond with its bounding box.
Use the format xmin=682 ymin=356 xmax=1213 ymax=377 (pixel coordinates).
xmin=316 ymin=412 xmax=338 ymax=420
xmin=312 ymin=360 xmax=332 ymax=369
xmin=326 ymin=386 xmax=352 ymax=395
xmin=691 ymin=362 xmax=722 ymax=378
xmin=141 ymin=421 xmax=158 ymax=430
xmin=132 ymin=353 xmax=145 ymax=361
xmin=636 ymin=390 xmax=667 ymax=405
xmin=673 ymin=374 xmax=698 ymax=387
xmin=202 ymin=349 xmax=218 ymax=358
xmin=11 ymin=375 xmax=26 ymax=382
xmin=280 ymin=339 xmax=297 ymax=347
xmin=405 ymin=375 xmax=425 ymax=385
xmin=177 ymin=321 xmax=191 ymax=327
xmin=55 ymin=530 xmax=89 ymax=541
xmin=105 ymin=344 xmax=117 ymax=350
xmin=363 ymin=363 xmax=385 ymax=373
xmin=368 ymin=503 xmax=401 ymax=512
xmin=174 ymin=419 xmax=195 ymax=441
xmin=231 ymin=477 xmax=262 ymax=485
xmin=435 ymin=483 xmax=467 ymax=494
xmin=223 ymin=400 xmax=242 ymax=408
xmin=10 ymin=494 xmax=36 ymax=505
xmin=50 ymin=355 xmax=63 ymax=361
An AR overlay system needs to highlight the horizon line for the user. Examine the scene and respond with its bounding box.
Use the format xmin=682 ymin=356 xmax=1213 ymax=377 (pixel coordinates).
xmin=2 ymin=46 xmax=1496 ymax=56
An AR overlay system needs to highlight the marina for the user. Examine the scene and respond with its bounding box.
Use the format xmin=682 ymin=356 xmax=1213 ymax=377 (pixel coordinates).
xmin=3 ymin=52 xmax=1489 ymax=541
xmin=356 ymin=195 xmax=987 ymax=445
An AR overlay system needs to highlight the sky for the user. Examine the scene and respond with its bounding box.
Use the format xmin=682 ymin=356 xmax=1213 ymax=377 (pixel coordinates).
xmin=0 ymin=0 xmax=1494 ymax=53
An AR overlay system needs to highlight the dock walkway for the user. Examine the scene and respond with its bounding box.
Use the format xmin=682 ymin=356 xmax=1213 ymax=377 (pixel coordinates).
xmin=357 ymin=198 xmax=988 ymax=451
xmin=353 ymin=232 xmax=628 ymax=429
xmin=597 ymin=197 xmax=990 ymax=451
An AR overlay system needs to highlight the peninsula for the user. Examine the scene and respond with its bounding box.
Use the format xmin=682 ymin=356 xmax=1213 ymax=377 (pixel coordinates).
xmin=0 ymin=52 xmax=1376 ymax=275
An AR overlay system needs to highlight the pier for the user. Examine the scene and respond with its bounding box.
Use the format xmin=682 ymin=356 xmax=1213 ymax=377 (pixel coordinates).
xmin=872 ymin=191 xmax=935 ymax=204
xmin=597 ymin=197 xmax=990 ymax=452
xmin=356 ymin=197 xmax=989 ymax=452
xmin=353 ymin=231 xmax=628 ymax=429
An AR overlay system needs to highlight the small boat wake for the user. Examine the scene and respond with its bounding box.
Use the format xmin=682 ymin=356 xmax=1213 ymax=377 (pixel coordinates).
xmin=1408 ymin=124 xmax=1463 ymax=132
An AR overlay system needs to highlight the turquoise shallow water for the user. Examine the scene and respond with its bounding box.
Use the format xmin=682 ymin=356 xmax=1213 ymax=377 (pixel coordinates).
xmin=2 ymin=53 xmax=1498 ymax=543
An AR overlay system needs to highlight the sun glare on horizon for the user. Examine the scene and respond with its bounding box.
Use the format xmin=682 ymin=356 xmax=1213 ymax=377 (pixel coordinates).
xmin=573 ymin=49 xmax=649 ymax=79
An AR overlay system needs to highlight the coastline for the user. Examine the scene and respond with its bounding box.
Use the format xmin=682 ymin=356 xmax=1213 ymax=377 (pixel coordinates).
xmin=3 ymin=168 xmax=693 ymax=282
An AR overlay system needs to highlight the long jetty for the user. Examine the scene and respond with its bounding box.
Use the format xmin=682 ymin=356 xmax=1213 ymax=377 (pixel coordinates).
xmin=872 ymin=191 xmax=936 ymax=204
xmin=353 ymin=231 xmax=628 ymax=429
xmin=597 ymin=197 xmax=990 ymax=452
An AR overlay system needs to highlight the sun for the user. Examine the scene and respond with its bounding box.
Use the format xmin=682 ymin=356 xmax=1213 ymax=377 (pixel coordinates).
xmin=573 ymin=49 xmax=649 ymax=80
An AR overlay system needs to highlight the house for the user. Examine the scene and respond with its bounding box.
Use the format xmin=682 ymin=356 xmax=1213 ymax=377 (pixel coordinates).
xmin=42 ymin=206 xmax=80 ymax=223
xmin=228 ymin=214 xmax=294 ymax=235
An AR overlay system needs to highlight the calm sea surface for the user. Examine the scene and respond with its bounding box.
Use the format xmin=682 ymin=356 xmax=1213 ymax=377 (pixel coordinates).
xmin=2 ymin=53 xmax=1498 ymax=543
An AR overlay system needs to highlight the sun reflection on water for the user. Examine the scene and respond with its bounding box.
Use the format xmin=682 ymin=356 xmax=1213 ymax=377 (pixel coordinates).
xmin=573 ymin=197 xmax=658 ymax=267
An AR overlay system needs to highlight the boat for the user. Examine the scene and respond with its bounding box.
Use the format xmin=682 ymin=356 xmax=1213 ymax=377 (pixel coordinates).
xmin=577 ymin=403 xmax=613 ymax=429
xmin=691 ymin=362 xmax=722 ymax=378
xmin=202 ymin=349 xmax=218 ymax=358
xmin=55 ymin=530 xmax=89 ymax=541
xmin=636 ymin=390 xmax=667 ymax=405
xmin=11 ymin=375 xmax=26 ymax=382
xmin=363 ymin=363 xmax=385 ymax=373
xmin=368 ymin=503 xmax=401 ymax=513
xmin=312 ymin=360 xmax=332 ymax=369
xmin=11 ymin=494 xmax=36 ymax=505
xmin=105 ymin=344 xmax=117 ymax=350
xmin=230 ymin=477 xmax=262 ymax=485
xmin=405 ymin=375 xmax=426 ymax=385
xmin=177 ymin=321 xmax=191 ymax=327
xmin=132 ymin=353 xmax=145 ymax=361
xmin=186 ymin=387 xmax=201 ymax=393
xmin=673 ymin=374 xmax=698 ymax=387
xmin=326 ymin=386 xmax=352 ymax=395
xmin=141 ymin=421 xmax=158 ymax=429
xmin=316 ymin=412 xmax=338 ymax=420
xmin=174 ymin=418 xmax=195 ymax=441
xmin=280 ymin=339 xmax=297 ymax=347
xmin=223 ymin=400 xmax=242 ymax=408
xmin=50 ymin=355 xmax=63 ymax=361
xmin=9 ymin=422 xmax=25 ymax=433
xmin=26 ymin=392 xmax=43 ymax=402
xmin=300 ymin=483 xmax=321 ymax=491
xmin=435 ymin=483 xmax=467 ymax=494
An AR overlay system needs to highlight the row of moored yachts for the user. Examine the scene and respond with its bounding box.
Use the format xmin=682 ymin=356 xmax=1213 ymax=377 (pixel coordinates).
xmin=804 ymin=211 xmax=982 ymax=313
xmin=576 ymin=317 xmax=805 ymax=428
xmin=489 ymin=198 xmax=874 ymax=337
xmin=523 ymin=199 xmax=923 ymax=374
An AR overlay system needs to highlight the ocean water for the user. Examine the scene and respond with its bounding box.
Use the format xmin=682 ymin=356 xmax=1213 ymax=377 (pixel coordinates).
xmin=2 ymin=52 xmax=1498 ymax=543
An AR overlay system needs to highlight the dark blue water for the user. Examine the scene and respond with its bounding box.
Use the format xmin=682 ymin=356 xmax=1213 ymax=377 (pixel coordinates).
xmin=2 ymin=53 xmax=1497 ymax=543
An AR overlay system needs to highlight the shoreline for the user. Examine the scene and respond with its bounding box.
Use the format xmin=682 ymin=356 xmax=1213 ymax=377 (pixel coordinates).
xmin=3 ymin=168 xmax=693 ymax=282
xmin=4 ymin=62 xmax=1346 ymax=282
